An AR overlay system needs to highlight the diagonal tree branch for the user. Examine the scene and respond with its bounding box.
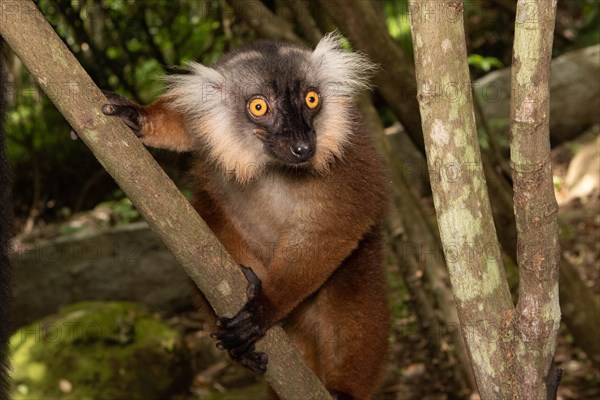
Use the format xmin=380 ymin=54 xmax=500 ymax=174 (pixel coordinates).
xmin=226 ymin=0 xmax=303 ymax=45
xmin=0 ymin=1 xmax=331 ymax=399
xmin=289 ymin=0 xmax=323 ymax=46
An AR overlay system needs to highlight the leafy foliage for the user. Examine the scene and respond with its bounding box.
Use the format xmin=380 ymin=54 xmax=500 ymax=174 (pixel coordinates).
xmin=467 ymin=54 xmax=504 ymax=72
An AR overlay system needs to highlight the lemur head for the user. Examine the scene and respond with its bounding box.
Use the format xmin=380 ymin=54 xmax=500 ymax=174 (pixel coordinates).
xmin=165 ymin=33 xmax=376 ymax=183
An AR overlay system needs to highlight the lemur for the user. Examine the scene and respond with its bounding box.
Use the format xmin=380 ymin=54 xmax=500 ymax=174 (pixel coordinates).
xmin=102 ymin=34 xmax=390 ymax=400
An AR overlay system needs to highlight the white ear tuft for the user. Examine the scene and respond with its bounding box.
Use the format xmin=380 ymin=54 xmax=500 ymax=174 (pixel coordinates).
xmin=311 ymin=32 xmax=378 ymax=97
xmin=163 ymin=62 xmax=225 ymax=116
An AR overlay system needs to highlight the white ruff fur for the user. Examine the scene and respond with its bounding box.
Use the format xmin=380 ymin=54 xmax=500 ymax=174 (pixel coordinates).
xmin=164 ymin=33 xmax=376 ymax=184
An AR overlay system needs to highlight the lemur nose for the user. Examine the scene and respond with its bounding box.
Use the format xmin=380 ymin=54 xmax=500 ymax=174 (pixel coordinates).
xmin=290 ymin=141 xmax=314 ymax=162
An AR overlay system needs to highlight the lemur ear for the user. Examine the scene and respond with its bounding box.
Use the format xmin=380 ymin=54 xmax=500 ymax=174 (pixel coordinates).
xmin=164 ymin=62 xmax=225 ymax=115
xmin=311 ymin=32 xmax=378 ymax=97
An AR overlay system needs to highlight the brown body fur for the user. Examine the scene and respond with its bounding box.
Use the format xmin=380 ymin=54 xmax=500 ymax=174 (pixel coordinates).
xmin=129 ymin=90 xmax=389 ymax=399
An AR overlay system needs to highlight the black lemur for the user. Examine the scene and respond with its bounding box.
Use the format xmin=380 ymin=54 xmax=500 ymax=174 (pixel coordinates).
xmin=102 ymin=33 xmax=391 ymax=399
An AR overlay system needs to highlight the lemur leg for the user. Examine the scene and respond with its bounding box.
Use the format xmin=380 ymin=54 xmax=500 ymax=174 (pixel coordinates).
xmin=314 ymin=228 xmax=390 ymax=400
xmin=277 ymin=227 xmax=389 ymax=399
xmin=261 ymin=300 xmax=321 ymax=400
xmin=282 ymin=299 xmax=321 ymax=375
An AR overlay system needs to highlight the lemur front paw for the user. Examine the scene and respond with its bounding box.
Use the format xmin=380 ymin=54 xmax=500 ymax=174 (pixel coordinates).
xmin=212 ymin=265 xmax=269 ymax=373
xmin=231 ymin=345 xmax=268 ymax=374
xmin=101 ymin=92 xmax=144 ymax=135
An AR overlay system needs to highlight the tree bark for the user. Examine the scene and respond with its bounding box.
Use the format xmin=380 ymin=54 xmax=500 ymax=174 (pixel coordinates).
xmin=0 ymin=2 xmax=331 ymax=399
xmin=509 ymin=2 xmax=561 ymax=398
xmin=311 ymin=8 xmax=576 ymax=369
xmin=409 ymin=1 xmax=562 ymax=398
xmin=408 ymin=1 xmax=515 ymax=398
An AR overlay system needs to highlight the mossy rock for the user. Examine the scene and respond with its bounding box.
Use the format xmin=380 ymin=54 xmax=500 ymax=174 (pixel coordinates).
xmin=10 ymin=301 xmax=190 ymax=400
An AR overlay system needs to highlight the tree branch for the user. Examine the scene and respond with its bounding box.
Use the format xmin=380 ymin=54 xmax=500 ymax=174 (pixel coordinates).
xmin=0 ymin=1 xmax=331 ymax=398
xmin=225 ymin=0 xmax=303 ymax=45
xmin=408 ymin=1 xmax=515 ymax=397
xmin=510 ymin=1 xmax=561 ymax=398
xmin=289 ymin=0 xmax=323 ymax=46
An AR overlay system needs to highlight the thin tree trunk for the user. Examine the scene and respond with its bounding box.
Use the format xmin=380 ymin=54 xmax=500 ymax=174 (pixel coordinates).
xmin=409 ymin=1 xmax=562 ymax=398
xmin=0 ymin=2 xmax=331 ymax=398
xmin=509 ymin=2 xmax=561 ymax=398
xmin=408 ymin=1 xmax=514 ymax=398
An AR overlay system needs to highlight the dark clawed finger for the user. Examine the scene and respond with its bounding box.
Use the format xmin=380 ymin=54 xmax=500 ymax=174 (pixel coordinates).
xmin=253 ymin=352 xmax=268 ymax=366
xmin=229 ymin=340 xmax=256 ymax=358
xmin=221 ymin=333 xmax=250 ymax=351
xmin=217 ymin=313 xmax=249 ymax=330
xmin=238 ymin=351 xmax=268 ymax=373
xmin=217 ymin=330 xmax=260 ymax=354
xmin=122 ymin=118 xmax=141 ymax=133
xmin=215 ymin=331 xmax=248 ymax=350
xmin=240 ymin=265 xmax=261 ymax=297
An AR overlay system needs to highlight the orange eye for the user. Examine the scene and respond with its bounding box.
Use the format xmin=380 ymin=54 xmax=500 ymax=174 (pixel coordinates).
xmin=305 ymin=90 xmax=320 ymax=109
xmin=248 ymin=97 xmax=268 ymax=117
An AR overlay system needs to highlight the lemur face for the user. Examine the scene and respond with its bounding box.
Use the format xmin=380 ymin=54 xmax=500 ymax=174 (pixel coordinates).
xmin=165 ymin=33 xmax=376 ymax=183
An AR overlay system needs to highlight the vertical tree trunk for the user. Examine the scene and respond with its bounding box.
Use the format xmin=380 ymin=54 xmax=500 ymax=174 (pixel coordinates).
xmin=409 ymin=1 xmax=561 ymax=398
xmin=408 ymin=2 xmax=514 ymax=397
xmin=509 ymin=1 xmax=561 ymax=398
